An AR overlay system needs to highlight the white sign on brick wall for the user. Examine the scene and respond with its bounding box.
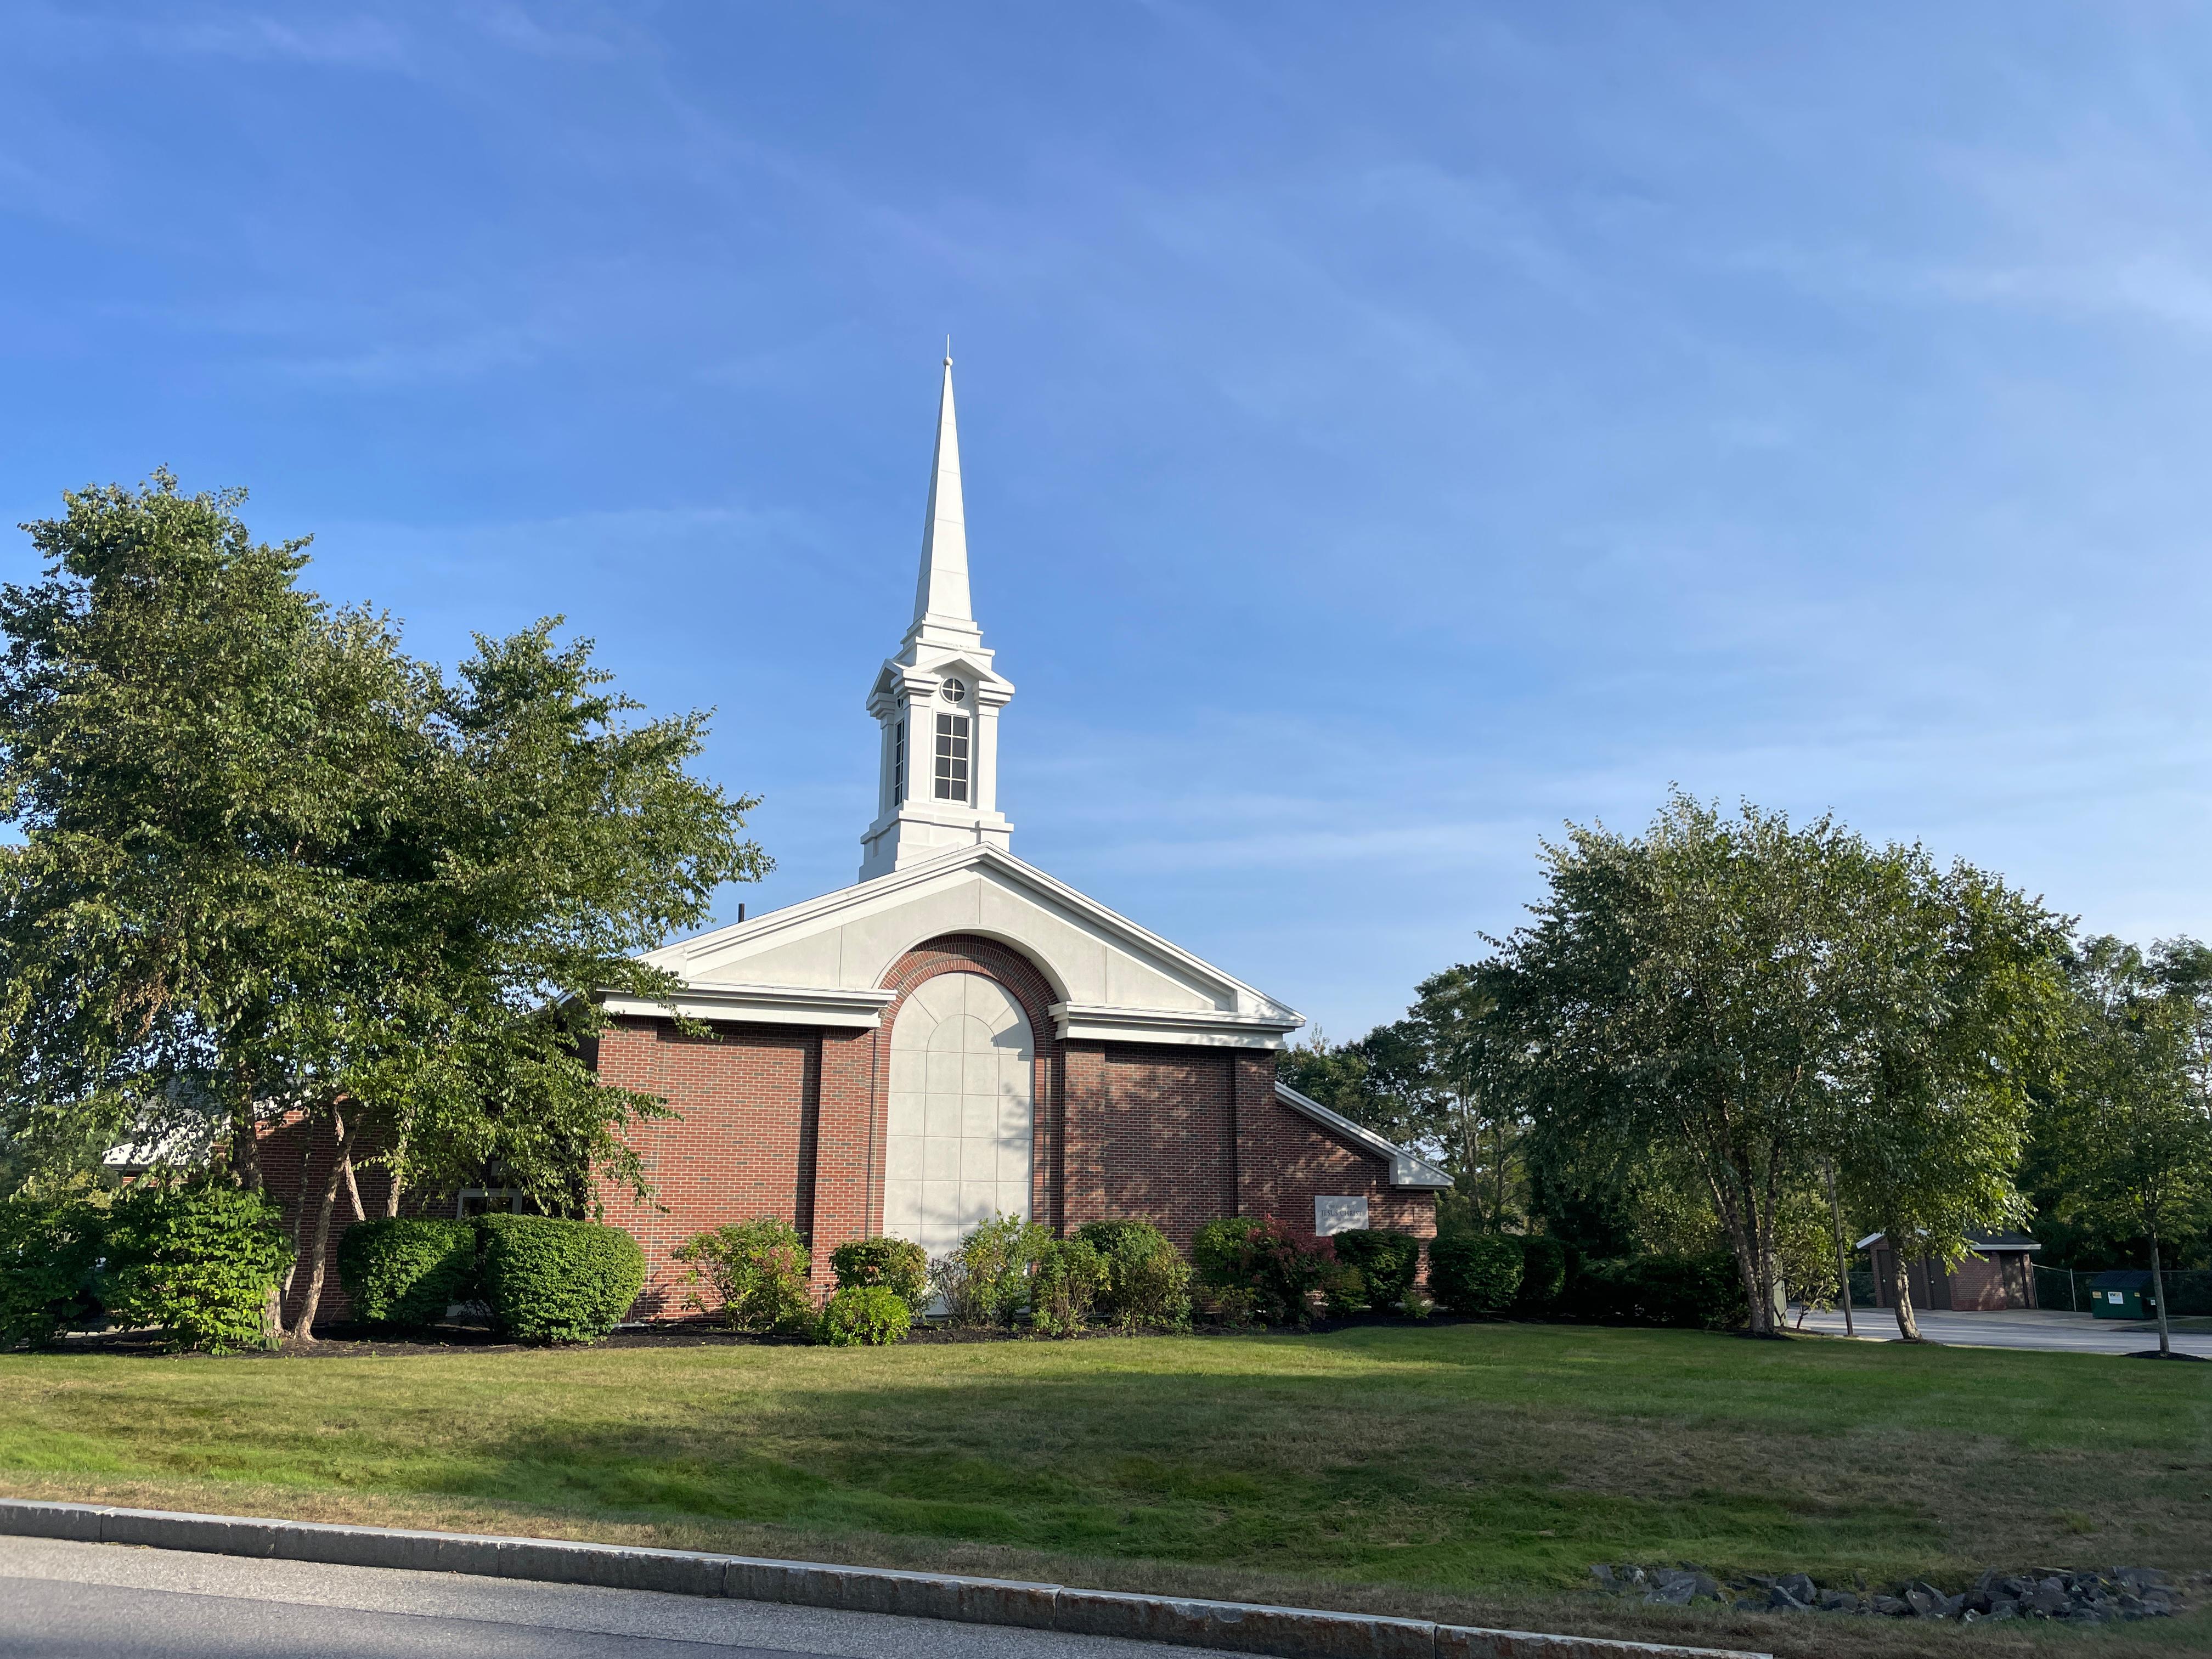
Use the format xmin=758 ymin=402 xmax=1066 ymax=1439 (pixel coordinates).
xmin=1314 ymin=1195 xmax=1368 ymax=1236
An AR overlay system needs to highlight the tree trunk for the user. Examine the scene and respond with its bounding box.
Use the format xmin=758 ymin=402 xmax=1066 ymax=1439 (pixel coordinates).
xmin=382 ymin=1131 xmax=408 ymax=1218
xmin=1884 ymin=1241 xmax=1922 ymax=1340
xmin=1740 ymin=1146 xmax=1780 ymax=1336
xmin=342 ymin=1156 xmax=365 ymax=1224
xmin=1695 ymin=1135 xmax=1769 ymax=1335
xmin=2150 ymin=1233 xmax=2173 ymax=1358
xmin=1823 ymin=1160 xmax=1854 ymax=1336
xmin=230 ymin=1106 xmax=264 ymax=1191
xmin=288 ymin=1111 xmax=362 ymax=1345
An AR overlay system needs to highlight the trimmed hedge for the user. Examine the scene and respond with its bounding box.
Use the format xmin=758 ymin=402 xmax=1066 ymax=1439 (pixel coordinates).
xmin=817 ymin=1284 xmax=911 ymax=1346
xmin=830 ymin=1236 xmax=929 ymax=1313
xmin=1329 ymin=1229 xmax=1423 ymax=1311
xmin=337 ymin=1217 xmax=478 ymax=1330
xmin=1564 ymin=1250 xmax=1746 ymax=1330
xmin=1515 ymin=1235 xmax=1569 ymax=1314
xmin=673 ymin=1217 xmax=813 ymax=1334
xmin=103 ymin=1182 xmax=291 ymax=1353
xmin=1074 ymin=1218 xmax=1191 ymax=1329
xmin=1430 ymin=1232 xmax=1523 ymax=1316
xmin=0 ymin=1195 xmax=104 ymax=1351
xmin=478 ymin=1214 xmax=644 ymax=1345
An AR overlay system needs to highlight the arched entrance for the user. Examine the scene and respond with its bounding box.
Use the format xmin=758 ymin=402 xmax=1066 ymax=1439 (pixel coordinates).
xmin=884 ymin=970 xmax=1035 ymax=1261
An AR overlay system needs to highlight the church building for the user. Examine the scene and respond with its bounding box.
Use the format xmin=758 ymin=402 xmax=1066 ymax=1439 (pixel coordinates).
xmin=588 ymin=359 xmax=1448 ymax=1314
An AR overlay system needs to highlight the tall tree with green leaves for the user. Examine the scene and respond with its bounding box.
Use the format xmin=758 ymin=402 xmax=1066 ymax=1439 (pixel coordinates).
xmin=1825 ymin=854 xmax=2068 ymax=1340
xmin=2043 ymin=937 xmax=2212 ymax=1358
xmin=1498 ymin=792 xmax=2063 ymax=1336
xmin=0 ymin=474 xmax=770 ymax=1341
xmin=1498 ymin=795 xmax=1862 ymax=1332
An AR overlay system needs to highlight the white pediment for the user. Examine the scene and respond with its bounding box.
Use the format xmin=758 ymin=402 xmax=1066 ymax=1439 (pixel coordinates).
xmin=614 ymin=847 xmax=1304 ymax=1049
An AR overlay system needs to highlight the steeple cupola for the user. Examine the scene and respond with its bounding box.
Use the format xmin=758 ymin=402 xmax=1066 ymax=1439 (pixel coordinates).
xmin=858 ymin=355 xmax=1014 ymax=881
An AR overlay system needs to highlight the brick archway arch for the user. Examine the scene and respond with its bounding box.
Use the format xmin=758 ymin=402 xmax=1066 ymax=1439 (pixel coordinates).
xmin=870 ymin=934 xmax=1063 ymax=1238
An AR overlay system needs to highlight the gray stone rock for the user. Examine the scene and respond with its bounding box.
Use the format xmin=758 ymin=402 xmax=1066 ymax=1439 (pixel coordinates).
xmin=2028 ymin=1577 xmax=2072 ymax=1617
xmin=1904 ymin=1583 xmax=1949 ymax=1618
xmin=1869 ymin=1594 xmax=1910 ymax=1617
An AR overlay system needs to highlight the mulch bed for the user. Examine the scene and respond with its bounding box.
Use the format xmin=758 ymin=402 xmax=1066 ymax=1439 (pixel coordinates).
xmin=42 ymin=1310 xmax=1467 ymax=1359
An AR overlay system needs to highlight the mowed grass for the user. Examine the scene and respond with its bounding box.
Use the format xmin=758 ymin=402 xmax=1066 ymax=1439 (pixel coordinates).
xmin=3 ymin=1322 xmax=2210 ymax=1657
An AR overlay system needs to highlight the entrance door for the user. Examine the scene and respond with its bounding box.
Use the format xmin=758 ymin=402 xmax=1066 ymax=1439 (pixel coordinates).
xmin=883 ymin=972 xmax=1034 ymax=1263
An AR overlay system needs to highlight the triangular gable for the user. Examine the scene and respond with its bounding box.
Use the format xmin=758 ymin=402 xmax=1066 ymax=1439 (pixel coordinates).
xmin=617 ymin=845 xmax=1304 ymax=1049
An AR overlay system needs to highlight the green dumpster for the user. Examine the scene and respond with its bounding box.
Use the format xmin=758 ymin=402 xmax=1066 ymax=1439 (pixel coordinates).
xmin=2089 ymin=1269 xmax=2157 ymax=1320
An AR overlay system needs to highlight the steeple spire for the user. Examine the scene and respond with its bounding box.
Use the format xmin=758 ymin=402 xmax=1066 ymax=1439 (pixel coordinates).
xmin=859 ymin=351 xmax=1014 ymax=883
xmin=910 ymin=352 xmax=974 ymax=636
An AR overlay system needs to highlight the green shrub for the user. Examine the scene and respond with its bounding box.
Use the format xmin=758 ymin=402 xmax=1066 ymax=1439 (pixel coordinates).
xmin=830 ymin=1236 xmax=929 ymax=1312
xmin=932 ymin=1212 xmax=1049 ymax=1328
xmin=1075 ymin=1218 xmax=1191 ymax=1329
xmin=1515 ymin=1235 xmax=1568 ymax=1313
xmin=103 ymin=1181 xmax=291 ymax=1353
xmin=337 ymin=1218 xmax=477 ymax=1330
xmin=1632 ymin=1251 xmax=1746 ymax=1330
xmin=478 ymin=1214 xmax=645 ymax=1345
xmin=0 ymin=1195 xmax=104 ymax=1351
xmin=1429 ymin=1232 xmax=1523 ymax=1316
xmin=1561 ymin=1251 xmax=1746 ymax=1330
xmin=674 ymin=1217 xmax=814 ymax=1334
xmin=1029 ymin=1237 xmax=1109 ymax=1337
xmin=1329 ymin=1229 xmax=1423 ymax=1312
xmin=817 ymin=1283 xmax=912 ymax=1346
xmin=1190 ymin=1216 xmax=1333 ymax=1325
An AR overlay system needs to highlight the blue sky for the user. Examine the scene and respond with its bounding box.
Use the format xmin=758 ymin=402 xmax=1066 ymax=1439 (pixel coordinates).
xmin=7 ymin=5 xmax=2212 ymax=1039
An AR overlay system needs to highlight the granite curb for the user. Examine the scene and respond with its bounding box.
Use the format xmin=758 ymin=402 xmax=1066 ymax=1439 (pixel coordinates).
xmin=0 ymin=1499 xmax=1768 ymax=1659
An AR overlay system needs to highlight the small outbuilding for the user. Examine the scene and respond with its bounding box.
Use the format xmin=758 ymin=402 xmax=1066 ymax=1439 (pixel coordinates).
xmin=1857 ymin=1229 xmax=2042 ymax=1312
xmin=2088 ymin=1269 xmax=2158 ymax=1321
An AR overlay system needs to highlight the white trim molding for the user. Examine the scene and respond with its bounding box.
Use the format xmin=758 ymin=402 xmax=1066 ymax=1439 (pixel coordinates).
xmin=1050 ymin=1002 xmax=1305 ymax=1050
xmin=599 ymin=983 xmax=899 ymax=1030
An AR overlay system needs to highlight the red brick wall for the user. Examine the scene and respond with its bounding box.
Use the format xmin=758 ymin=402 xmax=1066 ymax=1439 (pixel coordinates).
xmin=1094 ymin=1046 xmax=1237 ymax=1249
xmin=1237 ymin=1068 xmax=1436 ymax=1246
xmin=597 ymin=1018 xmax=820 ymax=1317
xmin=253 ymin=932 xmax=1440 ymax=1331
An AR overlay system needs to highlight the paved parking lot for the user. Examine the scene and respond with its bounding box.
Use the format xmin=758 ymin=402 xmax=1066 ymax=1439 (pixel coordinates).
xmin=1792 ymin=1305 xmax=2212 ymax=1357
xmin=0 ymin=1536 xmax=1247 ymax=1659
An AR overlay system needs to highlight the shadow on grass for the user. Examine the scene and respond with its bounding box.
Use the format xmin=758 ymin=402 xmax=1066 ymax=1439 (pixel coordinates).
xmin=418 ymin=1371 xmax=1939 ymax=1594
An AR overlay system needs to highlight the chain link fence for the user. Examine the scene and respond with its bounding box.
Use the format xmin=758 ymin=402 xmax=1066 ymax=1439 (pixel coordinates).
xmin=2035 ymin=1263 xmax=2212 ymax=1316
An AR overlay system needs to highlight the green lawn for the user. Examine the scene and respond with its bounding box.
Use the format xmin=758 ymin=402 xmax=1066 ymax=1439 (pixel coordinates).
xmin=3 ymin=1322 xmax=2209 ymax=1657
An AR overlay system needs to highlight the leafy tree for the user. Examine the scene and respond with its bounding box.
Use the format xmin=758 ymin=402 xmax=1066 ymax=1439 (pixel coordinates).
xmin=2042 ymin=938 xmax=2212 ymax=1358
xmin=0 ymin=474 xmax=768 ymax=1340
xmin=1497 ymin=792 xmax=2061 ymax=1337
xmin=1826 ymin=856 xmax=2067 ymax=1339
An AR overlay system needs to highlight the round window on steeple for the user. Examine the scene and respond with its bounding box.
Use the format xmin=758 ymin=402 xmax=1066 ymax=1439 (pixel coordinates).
xmin=941 ymin=678 xmax=967 ymax=704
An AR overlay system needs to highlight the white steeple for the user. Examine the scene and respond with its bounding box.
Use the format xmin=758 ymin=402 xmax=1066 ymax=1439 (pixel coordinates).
xmin=859 ymin=353 xmax=1015 ymax=882
xmin=909 ymin=353 xmax=977 ymax=642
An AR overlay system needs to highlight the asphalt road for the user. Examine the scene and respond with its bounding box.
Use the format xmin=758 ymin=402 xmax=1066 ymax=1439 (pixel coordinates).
xmin=1791 ymin=1305 xmax=2212 ymax=1357
xmin=0 ymin=1537 xmax=1248 ymax=1659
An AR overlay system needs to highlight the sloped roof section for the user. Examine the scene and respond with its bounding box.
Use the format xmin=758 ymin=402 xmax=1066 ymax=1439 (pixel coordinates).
xmin=612 ymin=844 xmax=1304 ymax=1050
xmin=1273 ymin=1081 xmax=1455 ymax=1190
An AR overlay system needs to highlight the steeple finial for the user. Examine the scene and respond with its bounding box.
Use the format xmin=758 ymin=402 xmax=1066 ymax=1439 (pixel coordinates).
xmin=911 ymin=355 xmax=971 ymax=628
